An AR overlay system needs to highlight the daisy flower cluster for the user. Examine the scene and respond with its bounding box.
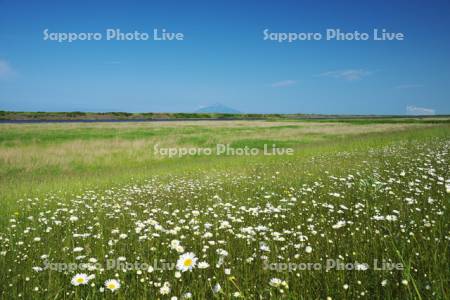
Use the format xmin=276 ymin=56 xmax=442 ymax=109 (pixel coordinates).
xmin=0 ymin=139 xmax=448 ymax=299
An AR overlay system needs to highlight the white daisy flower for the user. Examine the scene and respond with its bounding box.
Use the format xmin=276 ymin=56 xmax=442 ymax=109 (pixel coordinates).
xmin=104 ymin=279 xmax=121 ymax=292
xmin=71 ymin=273 xmax=89 ymax=286
xmin=269 ymin=278 xmax=282 ymax=287
xmin=170 ymin=239 xmax=181 ymax=249
xmin=332 ymin=221 xmax=346 ymax=229
xmin=198 ymin=261 xmax=210 ymax=269
xmin=176 ymin=252 xmax=197 ymax=272
xmin=160 ymin=282 xmax=171 ymax=295
xmin=259 ymin=242 xmax=270 ymax=252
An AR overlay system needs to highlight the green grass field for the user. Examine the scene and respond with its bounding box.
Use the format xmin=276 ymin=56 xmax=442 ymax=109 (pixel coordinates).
xmin=0 ymin=119 xmax=449 ymax=299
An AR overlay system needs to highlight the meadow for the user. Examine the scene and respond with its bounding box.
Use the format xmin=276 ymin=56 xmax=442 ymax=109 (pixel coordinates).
xmin=0 ymin=119 xmax=449 ymax=299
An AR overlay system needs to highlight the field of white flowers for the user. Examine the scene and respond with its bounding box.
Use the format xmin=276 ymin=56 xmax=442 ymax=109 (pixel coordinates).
xmin=0 ymin=137 xmax=449 ymax=299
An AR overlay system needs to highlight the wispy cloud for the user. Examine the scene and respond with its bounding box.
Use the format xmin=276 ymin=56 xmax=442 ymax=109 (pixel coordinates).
xmin=318 ymin=69 xmax=372 ymax=81
xmin=395 ymin=84 xmax=423 ymax=89
xmin=0 ymin=59 xmax=16 ymax=79
xmin=271 ymin=80 xmax=297 ymax=88
xmin=406 ymin=105 xmax=435 ymax=115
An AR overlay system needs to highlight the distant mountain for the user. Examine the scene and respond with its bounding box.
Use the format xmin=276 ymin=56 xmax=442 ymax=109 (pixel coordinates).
xmin=195 ymin=104 xmax=241 ymax=114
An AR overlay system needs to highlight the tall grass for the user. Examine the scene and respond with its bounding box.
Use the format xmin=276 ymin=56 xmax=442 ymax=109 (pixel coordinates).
xmin=0 ymin=121 xmax=448 ymax=299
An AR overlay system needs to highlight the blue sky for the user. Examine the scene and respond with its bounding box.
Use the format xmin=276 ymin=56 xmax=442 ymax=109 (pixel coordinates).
xmin=0 ymin=0 xmax=449 ymax=114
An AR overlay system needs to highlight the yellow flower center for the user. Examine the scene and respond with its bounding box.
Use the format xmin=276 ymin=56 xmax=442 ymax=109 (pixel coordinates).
xmin=183 ymin=258 xmax=193 ymax=267
xmin=108 ymin=283 xmax=116 ymax=289
xmin=76 ymin=278 xmax=85 ymax=283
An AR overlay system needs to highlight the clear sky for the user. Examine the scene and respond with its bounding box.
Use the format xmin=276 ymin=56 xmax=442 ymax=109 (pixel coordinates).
xmin=0 ymin=0 xmax=449 ymax=114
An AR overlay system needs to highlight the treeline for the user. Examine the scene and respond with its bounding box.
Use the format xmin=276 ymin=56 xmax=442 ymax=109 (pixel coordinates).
xmin=0 ymin=111 xmax=287 ymax=120
xmin=1 ymin=111 xmax=448 ymax=123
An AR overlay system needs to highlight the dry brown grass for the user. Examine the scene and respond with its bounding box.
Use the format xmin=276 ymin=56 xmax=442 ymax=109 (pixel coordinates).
xmin=0 ymin=121 xmax=435 ymax=172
